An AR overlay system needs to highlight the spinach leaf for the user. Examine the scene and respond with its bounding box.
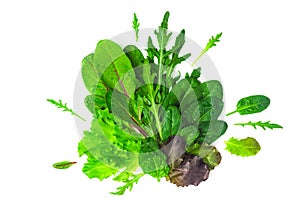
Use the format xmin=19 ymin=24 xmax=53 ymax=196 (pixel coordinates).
xmin=182 ymin=97 xmax=224 ymax=126
xmin=124 ymin=45 xmax=145 ymax=82
xmin=227 ymin=95 xmax=270 ymax=116
xmin=161 ymin=106 xmax=181 ymax=142
xmin=81 ymin=53 xmax=100 ymax=94
xmin=197 ymin=120 xmax=228 ymax=144
xmin=93 ymin=40 xmax=136 ymax=96
xmin=195 ymin=80 xmax=223 ymax=100
xmin=177 ymin=126 xmax=199 ymax=146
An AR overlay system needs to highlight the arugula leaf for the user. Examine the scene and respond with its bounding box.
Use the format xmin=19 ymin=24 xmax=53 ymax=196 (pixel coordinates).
xmin=234 ymin=121 xmax=283 ymax=130
xmin=227 ymin=95 xmax=270 ymax=116
xmin=225 ymin=137 xmax=261 ymax=157
xmin=47 ymin=99 xmax=86 ymax=121
xmin=53 ymin=161 xmax=77 ymax=169
xmin=111 ymin=173 xmax=144 ymax=195
xmin=192 ymin=32 xmax=222 ymax=66
xmin=132 ymin=13 xmax=140 ymax=42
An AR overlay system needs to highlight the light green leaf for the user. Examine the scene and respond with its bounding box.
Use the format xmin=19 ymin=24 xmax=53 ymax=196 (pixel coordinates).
xmin=93 ymin=40 xmax=136 ymax=96
xmin=82 ymin=157 xmax=117 ymax=181
xmin=225 ymin=137 xmax=261 ymax=157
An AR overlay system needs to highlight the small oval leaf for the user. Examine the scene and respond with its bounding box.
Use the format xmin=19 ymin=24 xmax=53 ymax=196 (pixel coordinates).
xmin=227 ymin=95 xmax=270 ymax=116
xmin=53 ymin=161 xmax=77 ymax=169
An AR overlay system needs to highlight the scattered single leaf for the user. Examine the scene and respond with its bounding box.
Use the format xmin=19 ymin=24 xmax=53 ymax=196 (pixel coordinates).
xmin=234 ymin=121 xmax=283 ymax=130
xmin=227 ymin=95 xmax=270 ymax=116
xmin=225 ymin=137 xmax=261 ymax=157
xmin=53 ymin=161 xmax=77 ymax=169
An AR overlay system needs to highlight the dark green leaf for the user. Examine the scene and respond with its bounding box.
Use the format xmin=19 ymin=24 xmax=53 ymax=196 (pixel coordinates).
xmin=124 ymin=45 xmax=145 ymax=82
xmin=198 ymin=120 xmax=228 ymax=144
xmin=195 ymin=80 xmax=223 ymax=100
xmin=177 ymin=126 xmax=199 ymax=146
xmin=182 ymin=97 xmax=224 ymax=126
xmin=161 ymin=106 xmax=181 ymax=142
xmin=227 ymin=95 xmax=270 ymax=116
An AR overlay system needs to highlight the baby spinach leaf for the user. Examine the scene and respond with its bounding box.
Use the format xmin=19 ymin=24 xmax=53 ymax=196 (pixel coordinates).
xmin=124 ymin=45 xmax=145 ymax=82
xmin=198 ymin=120 xmax=228 ymax=144
xmin=164 ymin=78 xmax=198 ymax=109
xmin=93 ymin=40 xmax=136 ymax=96
xmin=161 ymin=106 xmax=181 ymax=142
xmin=225 ymin=137 xmax=261 ymax=157
xmin=195 ymin=80 xmax=223 ymax=100
xmin=177 ymin=126 xmax=199 ymax=146
xmin=52 ymin=161 xmax=77 ymax=169
xmin=81 ymin=53 xmax=100 ymax=94
xmin=227 ymin=95 xmax=270 ymax=116
xmin=198 ymin=97 xmax=224 ymax=122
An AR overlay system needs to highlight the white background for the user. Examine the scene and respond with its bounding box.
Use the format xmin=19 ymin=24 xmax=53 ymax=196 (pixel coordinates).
xmin=1 ymin=0 xmax=299 ymax=199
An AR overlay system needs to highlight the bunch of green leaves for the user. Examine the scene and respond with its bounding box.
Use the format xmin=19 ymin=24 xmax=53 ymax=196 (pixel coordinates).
xmin=49 ymin=11 xmax=282 ymax=195
xmin=76 ymin=11 xmax=228 ymax=193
